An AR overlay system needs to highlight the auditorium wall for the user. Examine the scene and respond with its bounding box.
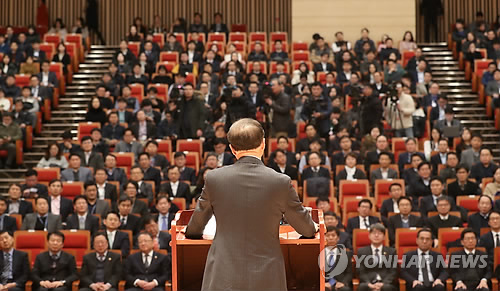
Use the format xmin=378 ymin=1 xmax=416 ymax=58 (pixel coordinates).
xmin=291 ymin=0 xmax=416 ymax=45
xmin=0 ymin=0 xmax=292 ymax=45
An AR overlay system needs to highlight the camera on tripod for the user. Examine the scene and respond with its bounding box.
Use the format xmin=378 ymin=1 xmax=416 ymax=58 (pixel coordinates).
xmin=384 ymin=82 xmax=401 ymax=105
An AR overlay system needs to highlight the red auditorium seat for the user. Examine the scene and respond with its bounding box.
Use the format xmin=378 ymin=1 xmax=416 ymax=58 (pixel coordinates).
xmin=49 ymin=62 xmax=65 ymax=94
xmin=248 ymin=41 xmax=268 ymax=54
xmin=77 ymin=122 xmax=101 ymax=142
xmin=129 ymin=83 xmax=144 ymax=103
xmin=65 ymin=34 xmax=84 ymax=63
xmin=156 ymin=139 xmax=172 ymax=159
xmin=374 ymin=179 xmax=405 ymax=209
xmin=188 ymin=32 xmax=205 ymax=43
xmin=127 ymin=42 xmax=140 ymax=57
xmin=14 ymin=230 xmax=47 ymax=265
xmin=456 ymin=195 xmax=479 ymax=214
xmin=114 ymin=152 xmax=135 ymax=168
xmin=174 ymin=33 xmax=186 ymax=47
xmin=148 ymin=83 xmax=169 ymax=101
xmin=62 ymin=182 xmax=84 ymax=200
xmin=270 ymin=31 xmax=287 ymax=43
xmin=34 ymin=167 xmax=61 ymax=182
xmin=292 ymin=41 xmax=308 ymax=51
xmin=15 ymin=74 xmax=31 ymax=87
xmin=229 ymin=32 xmax=247 ymax=43
xmin=40 ymin=42 xmax=55 ymax=60
xmin=208 ymin=32 xmax=226 ymax=44
xmin=246 ymin=61 xmax=267 ymax=74
xmin=231 ymin=24 xmax=247 ymax=33
xmin=159 ymin=51 xmax=179 ymax=63
xmin=152 ymin=33 xmax=165 ymax=49
xmin=292 ymin=50 xmax=309 ymax=62
xmin=338 ymin=180 xmax=370 ymax=204
xmin=61 ymin=230 xmax=90 ymax=268
xmin=155 ymin=61 xmax=176 ymax=73
xmin=205 ymin=41 xmax=225 ymax=54
xmin=267 ymin=138 xmax=295 ymax=156
xmin=43 ymin=33 xmax=60 ymax=45
xmin=177 ymin=139 xmax=203 ymax=160
xmin=401 ymin=51 xmax=415 ymax=68
xmin=249 ymin=32 xmax=266 ymax=43
xmin=342 ymin=197 xmax=376 ymax=225
xmin=352 ymin=229 xmax=388 ymax=254
xmin=269 ymin=61 xmax=290 ymax=74
xmin=395 ymin=228 xmax=421 ymax=259
xmin=438 ymin=227 xmax=464 ymax=257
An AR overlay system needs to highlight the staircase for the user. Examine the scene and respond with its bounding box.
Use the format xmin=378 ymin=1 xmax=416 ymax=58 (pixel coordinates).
xmin=419 ymin=42 xmax=500 ymax=162
xmin=0 ymin=45 xmax=118 ymax=192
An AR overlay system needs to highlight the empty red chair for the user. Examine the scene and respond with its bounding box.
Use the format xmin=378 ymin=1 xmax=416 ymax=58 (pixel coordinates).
xmin=231 ymin=24 xmax=247 ymax=33
xmin=183 ymin=152 xmax=200 ymax=173
xmin=438 ymin=227 xmax=464 ymax=257
xmin=396 ymin=228 xmax=421 ymax=259
xmin=316 ymin=72 xmax=327 ymax=84
xmin=229 ymin=32 xmax=247 ymax=43
xmin=292 ymin=50 xmax=310 ymax=62
xmin=270 ymin=32 xmax=288 ymax=43
xmin=127 ymin=42 xmax=140 ymax=57
xmin=339 ymin=180 xmax=370 ymax=204
xmin=61 ymin=230 xmax=90 ymax=268
xmin=456 ymin=195 xmax=480 ymax=213
xmin=114 ymin=152 xmax=135 ymax=168
xmin=292 ymin=41 xmax=308 ymax=51
xmin=173 ymin=33 xmax=185 ymax=48
xmin=40 ymin=42 xmax=55 ymax=60
xmin=62 ymin=182 xmax=84 ymax=200
xmin=15 ymin=74 xmax=31 ymax=87
xmin=156 ymin=139 xmax=172 ymax=160
xmin=78 ymin=122 xmax=101 ymax=142
xmin=249 ymin=32 xmax=266 ymax=43
xmin=34 ymin=167 xmax=61 ymax=182
xmin=65 ymin=34 xmax=84 ymax=63
xmin=14 ymin=230 xmax=47 ymax=265
xmin=208 ymin=32 xmax=226 ymax=44
xmin=49 ymin=62 xmax=65 ymax=94
xmin=185 ymin=73 xmax=196 ymax=87
xmin=159 ymin=51 xmax=179 ymax=63
xmin=43 ymin=33 xmax=60 ymax=45
xmin=152 ymin=33 xmax=164 ymax=49
xmin=177 ymin=139 xmax=203 ymax=160
xmin=296 ymin=121 xmax=307 ymax=139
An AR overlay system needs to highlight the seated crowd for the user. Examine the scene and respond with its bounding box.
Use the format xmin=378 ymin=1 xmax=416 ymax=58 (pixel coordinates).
xmin=0 ymin=11 xmax=499 ymax=291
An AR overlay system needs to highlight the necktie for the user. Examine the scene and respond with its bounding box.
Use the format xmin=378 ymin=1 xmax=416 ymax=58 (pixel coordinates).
xmin=99 ymin=255 xmax=105 ymax=262
xmin=364 ymin=218 xmax=369 ymax=228
xmin=108 ymin=233 xmax=114 ymax=248
xmin=374 ymin=249 xmax=380 ymax=266
xmin=161 ymin=215 xmax=168 ymax=231
xmin=496 ymin=234 xmax=500 ymax=248
xmin=2 ymin=253 xmax=11 ymax=283
xmin=79 ymin=217 xmax=85 ymax=229
xmin=327 ymin=252 xmax=336 ymax=287
xmin=421 ymin=253 xmax=431 ymax=287
xmin=121 ymin=217 xmax=126 ymax=225
xmin=73 ymin=170 xmax=79 ymax=182
xmin=144 ymin=254 xmax=150 ymax=268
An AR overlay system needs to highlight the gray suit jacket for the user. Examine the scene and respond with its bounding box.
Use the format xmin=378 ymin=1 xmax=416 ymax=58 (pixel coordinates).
xmin=185 ymin=156 xmax=316 ymax=291
xmin=416 ymin=82 xmax=429 ymax=97
xmin=357 ymin=245 xmax=398 ymax=285
xmin=370 ymin=168 xmax=398 ymax=186
xmin=486 ymin=80 xmax=500 ymax=96
xmin=21 ymin=213 xmax=62 ymax=233
xmin=460 ymin=148 xmax=480 ymax=170
xmin=435 ymin=119 xmax=463 ymax=134
xmin=114 ymin=141 xmax=143 ymax=159
xmin=91 ymin=199 xmax=111 ymax=217
xmin=60 ymin=167 xmax=93 ymax=183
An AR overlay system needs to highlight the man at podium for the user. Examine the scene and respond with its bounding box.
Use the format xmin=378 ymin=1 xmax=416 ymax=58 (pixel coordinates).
xmin=186 ymin=118 xmax=317 ymax=291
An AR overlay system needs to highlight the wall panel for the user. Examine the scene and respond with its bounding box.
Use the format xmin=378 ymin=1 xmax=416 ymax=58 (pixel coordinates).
xmin=0 ymin=0 xmax=292 ymax=45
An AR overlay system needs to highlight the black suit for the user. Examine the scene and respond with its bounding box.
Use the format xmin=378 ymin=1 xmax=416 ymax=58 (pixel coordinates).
xmin=426 ymin=214 xmax=462 ymax=238
xmin=8 ymin=199 xmax=33 ymax=217
xmin=134 ymin=181 xmax=154 ymax=205
xmin=143 ymin=167 xmax=161 ymax=191
xmin=179 ymin=166 xmax=197 ymax=185
xmin=151 ymin=154 xmax=170 ymax=171
xmin=357 ymin=246 xmax=398 ymax=291
xmin=400 ymin=250 xmax=448 ymax=291
xmin=31 ymin=251 xmax=78 ymax=291
xmin=408 ymin=178 xmax=432 ymax=208
xmin=402 ymin=168 xmax=420 ymax=186
xmin=468 ymin=213 xmax=490 ymax=236
xmin=65 ymin=213 xmax=100 ymax=235
xmin=419 ymin=195 xmax=457 ymax=217
xmin=346 ymin=216 xmax=380 ymax=235
xmin=123 ymin=251 xmax=171 ymax=288
xmin=430 ymin=153 xmax=447 ymax=175
xmin=447 ymin=181 xmax=480 ymax=201
xmin=48 ymin=196 xmax=74 ymax=222
xmin=0 ymin=249 xmax=30 ymax=290
xmin=478 ymin=231 xmax=499 ymax=265
xmin=79 ymin=251 xmax=122 ymax=291
xmin=78 ymin=151 xmax=104 ymax=170
xmin=106 ymin=167 xmax=128 ymax=186
xmin=107 ymin=230 xmax=130 ymax=258
xmin=313 ymin=62 xmax=335 ymax=73
xmin=133 ymin=231 xmax=172 ymax=252
xmin=20 ymin=183 xmax=48 ymax=198
xmin=324 ymin=247 xmax=353 ymax=291
xmin=98 ymin=183 xmax=118 ymax=204
xmin=270 ymin=164 xmax=298 ymax=181
xmin=0 ymin=215 xmax=18 ymax=233
xmin=449 ymin=249 xmax=491 ymax=290
xmin=380 ymin=199 xmax=398 ymax=218
xmin=364 ymin=150 xmax=394 ymax=173
xmin=398 ymin=152 xmax=425 ymax=173
xmin=130 ymin=121 xmax=156 ymax=140
xmin=159 ymin=181 xmax=191 ymax=202
xmin=118 ymin=214 xmax=143 ymax=236
xmin=301 ymin=167 xmax=330 ymax=181
xmin=387 ymin=214 xmax=424 ymax=246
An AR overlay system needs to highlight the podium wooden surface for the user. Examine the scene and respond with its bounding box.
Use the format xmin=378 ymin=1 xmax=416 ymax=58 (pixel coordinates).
xmin=170 ymin=209 xmax=326 ymax=291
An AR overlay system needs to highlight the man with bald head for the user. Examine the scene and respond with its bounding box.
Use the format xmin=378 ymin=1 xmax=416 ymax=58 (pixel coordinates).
xmin=186 ymin=118 xmax=317 ymax=291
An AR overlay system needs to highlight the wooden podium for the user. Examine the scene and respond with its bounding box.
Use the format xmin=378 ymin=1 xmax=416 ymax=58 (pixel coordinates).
xmin=170 ymin=209 xmax=326 ymax=291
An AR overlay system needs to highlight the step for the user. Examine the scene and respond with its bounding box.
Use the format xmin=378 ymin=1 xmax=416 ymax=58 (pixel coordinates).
xmin=432 ymin=71 xmax=465 ymax=76
xmin=50 ymin=116 xmax=86 ymax=121
xmin=418 ymin=42 xmax=448 ymax=47
xmin=430 ymin=66 xmax=460 ymax=71
xmin=58 ymin=104 xmax=88 ymax=109
xmin=459 ymin=120 xmax=494 ymax=124
xmin=59 ymin=97 xmax=91 ymax=102
xmin=451 ymin=107 xmax=485 ymax=112
xmin=66 ymin=85 xmax=96 ymax=90
xmin=433 ymin=77 xmax=466 ymax=82
xmin=91 ymin=45 xmax=119 ymax=50
xmin=425 ymin=56 xmax=455 ymax=61
xmin=83 ymin=59 xmax=113 ymax=64
xmin=441 ymin=88 xmax=473 ymax=93
xmin=64 ymin=92 xmax=95 ymax=97
xmin=421 ymin=51 xmax=453 ymax=56
xmin=71 ymin=80 xmax=100 ymax=85
xmin=78 ymin=69 xmax=109 ymax=74
xmin=86 ymin=54 xmax=114 ymax=59
xmin=72 ymin=74 xmax=104 ymax=79
xmin=43 ymin=123 xmax=79 ymax=128
xmin=89 ymin=50 xmax=117 ymax=54
xmin=51 ymin=110 xmax=87 ymax=115
xmin=454 ymin=114 xmax=490 ymax=120
xmin=427 ymin=61 xmax=459 ymax=66
xmin=79 ymin=64 xmax=109 ymax=69
xmin=448 ymin=100 xmax=480 ymax=105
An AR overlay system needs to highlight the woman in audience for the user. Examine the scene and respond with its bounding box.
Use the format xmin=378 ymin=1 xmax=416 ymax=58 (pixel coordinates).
xmin=360 ymin=126 xmax=380 ymax=156
xmin=172 ymin=52 xmax=198 ymax=76
xmin=170 ymin=17 xmax=187 ymax=34
xmin=26 ymin=25 xmax=41 ymax=44
xmin=220 ymin=51 xmax=245 ymax=72
xmin=52 ymin=42 xmax=71 ymax=75
xmin=48 ymin=18 xmax=67 ymax=39
xmin=0 ymin=89 xmax=11 ymax=112
xmin=85 ymin=97 xmax=107 ymax=126
xmin=223 ymin=43 xmax=243 ymax=63
xmin=20 ymin=55 xmax=39 ymax=75
xmin=209 ymin=43 xmax=224 ymax=62
xmin=0 ymin=54 xmax=18 ymax=75
xmin=412 ymin=98 xmax=426 ymax=138
xmin=137 ymin=52 xmax=155 ymax=78
xmin=71 ymin=17 xmax=89 ymax=47
xmin=399 ymin=31 xmax=417 ymax=52
xmin=464 ymin=42 xmax=483 ymax=71
xmin=152 ymin=65 xmax=173 ymax=85
xmin=126 ymin=25 xmax=141 ymax=42
xmin=115 ymin=53 xmax=131 ymax=75
xmin=362 ymin=63 xmax=379 ymax=84
xmin=484 ymin=167 xmax=500 ymax=199
xmin=115 ymin=39 xmax=137 ymax=65
xmin=424 ymin=128 xmax=441 ymax=160
xmin=37 ymin=142 xmax=69 ymax=169
xmin=455 ymin=127 xmax=472 ymax=157
xmin=291 ymin=62 xmax=314 ymax=85
xmin=377 ymin=34 xmax=390 ymax=52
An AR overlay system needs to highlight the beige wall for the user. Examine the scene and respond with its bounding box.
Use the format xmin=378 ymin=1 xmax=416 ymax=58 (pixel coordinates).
xmin=292 ymin=0 xmax=416 ymax=46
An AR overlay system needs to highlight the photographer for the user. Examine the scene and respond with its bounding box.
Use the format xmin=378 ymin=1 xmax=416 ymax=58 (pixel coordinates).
xmin=360 ymin=85 xmax=384 ymax=135
xmin=225 ymin=85 xmax=256 ymax=131
xmin=300 ymin=82 xmax=332 ymax=138
xmin=384 ymin=82 xmax=415 ymax=137
xmin=264 ymin=78 xmax=292 ymax=137
xmin=176 ymin=83 xmax=206 ymax=139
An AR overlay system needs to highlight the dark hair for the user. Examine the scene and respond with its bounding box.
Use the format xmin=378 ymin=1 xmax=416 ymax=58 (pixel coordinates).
xmin=166 ymin=165 xmax=179 ymax=174
xmin=142 ymin=215 xmax=156 ymax=225
xmin=48 ymin=179 xmax=62 ymax=186
xmin=36 ymin=196 xmax=49 ymax=205
xmin=315 ymin=197 xmax=330 ymax=206
xmin=417 ymin=161 xmax=431 ymax=170
xmin=47 ymin=231 xmax=65 ymax=242
xmin=138 ymin=152 xmax=150 ymax=160
xmin=123 ymin=181 xmax=139 ymax=192
xmin=25 ymin=169 xmax=38 ymax=177
xmin=174 ymin=151 xmax=186 ymax=159
xmin=388 ymin=183 xmax=402 ymax=192
xmin=344 ymin=152 xmax=358 ymax=162
xmin=397 ymin=196 xmax=412 ymax=205
xmin=104 ymin=211 xmax=120 ymax=220
xmin=227 ymin=118 xmax=264 ymax=151
xmin=378 ymin=151 xmax=391 ymax=160
xmin=45 ymin=142 xmax=62 ymax=160
xmin=430 ymin=176 xmax=443 ymax=185
xmin=81 ymin=136 xmax=92 ymax=144
xmin=93 ymin=232 xmax=109 ymax=243
xmin=118 ymin=197 xmax=133 ymax=205
xmin=411 ymin=153 xmax=423 ymax=162
xmin=358 ymin=198 xmax=372 ymax=208
xmin=460 ymin=228 xmax=477 ymax=240
xmin=137 ymin=231 xmax=154 ymax=240
xmin=72 ymin=195 xmax=88 ymax=205
xmin=436 ymin=196 xmax=450 ymax=204
xmin=84 ymin=181 xmax=97 ymax=190
xmin=455 ymin=164 xmax=469 ymax=173
xmin=417 ymin=228 xmax=433 ymax=238
xmin=326 ymin=226 xmax=340 ymax=236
